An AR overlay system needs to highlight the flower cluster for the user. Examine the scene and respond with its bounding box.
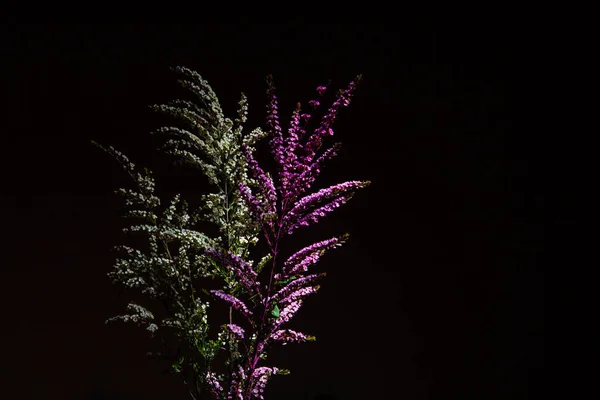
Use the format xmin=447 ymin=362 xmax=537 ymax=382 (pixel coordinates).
xmin=205 ymin=248 xmax=261 ymax=297
xmin=283 ymin=180 xmax=369 ymax=234
xmin=281 ymin=234 xmax=348 ymax=277
xmin=241 ymin=76 xmax=368 ymax=239
xmin=98 ymin=68 xmax=368 ymax=400
xmin=206 ymin=371 xmax=225 ymax=398
xmin=270 ymin=329 xmax=315 ymax=345
xmin=272 ymin=273 xmax=323 ymax=302
xmin=210 ymin=290 xmax=254 ymax=323
xmin=250 ymin=367 xmax=279 ymax=400
xmin=226 ymin=324 xmax=246 ymax=340
xmin=213 ymin=75 xmax=369 ymax=397
xmin=278 ymin=286 xmax=320 ymax=308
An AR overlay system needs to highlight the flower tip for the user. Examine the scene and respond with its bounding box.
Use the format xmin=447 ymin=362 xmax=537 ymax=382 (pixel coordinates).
xmin=308 ymin=99 xmax=320 ymax=109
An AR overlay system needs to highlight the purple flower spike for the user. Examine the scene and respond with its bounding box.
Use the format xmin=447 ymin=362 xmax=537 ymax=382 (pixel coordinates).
xmin=226 ymin=324 xmax=246 ymax=340
xmin=230 ymin=75 xmax=367 ymax=397
xmin=250 ymin=367 xmax=278 ymax=400
xmin=227 ymin=366 xmax=246 ymax=400
xmin=283 ymin=234 xmax=348 ymax=277
xmin=271 ymin=329 xmax=315 ymax=345
xmin=210 ymin=290 xmax=253 ymax=323
xmin=242 ymin=144 xmax=277 ymax=215
xmin=272 ymin=300 xmax=303 ymax=331
xmin=206 ymin=249 xmax=261 ymax=295
xmin=283 ymin=180 xmax=370 ymax=234
xmin=302 ymin=75 xmax=361 ymax=165
xmin=266 ymin=76 xmax=286 ymax=173
xmin=239 ymin=183 xmax=267 ymax=225
xmin=273 ymin=273 xmax=322 ymax=302
xmin=279 ymin=286 xmax=319 ymax=307
xmin=205 ymin=371 xmax=224 ymax=398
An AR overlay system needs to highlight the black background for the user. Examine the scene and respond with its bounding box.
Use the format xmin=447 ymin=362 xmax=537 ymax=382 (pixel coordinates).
xmin=1 ymin=23 xmax=543 ymax=399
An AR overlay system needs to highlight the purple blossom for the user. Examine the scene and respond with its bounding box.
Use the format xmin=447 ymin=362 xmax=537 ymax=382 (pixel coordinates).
xmin=301 ymin=76 xmax=361 ymax=165
xmin=206 ymin=249 xmax=261 ymax=295
xmin=230 ymin=75 xmax=367 ymax=398
xmin=226 ymin=324 xmax=246 ymax=340
xmin=266 ymin=76 xmax=284 ymax=163
xmin=272 ymin=300 xmax=303 ymax=331
xmin=283 ymin=180 xmax=370 ymax=234
xmin=242 ymin=75 xmax=366 ymax=219
xmin=270 ymin=329 xmax=314 ymax=344
xmin=227 ymin=366 xmax=246 ymax=400
xmin=266 ymin=76 xmax=286 ymax=178
xmin=287 ymin=142 xmax=341 ymax=202
xmin=239 ymin=183 xmax=265 ymax=221
xmin=279 ymin=286 xmax=319 ymax=307
xmin=289 ymin=180 xmax=366 ymax=212
xmin=250 ymin=367 xmax=278 ymax=400
xmin=211 ymin=290 xmax=253 ymax=323
xmin=273 ymin=273 xmax=323 ymax=302
xmin=278 ymin=104 xmax=303 ymax=197
xmin=285 ymin=251 xmax=320 ymax=275
xmin=239 ymin=183 xmax=277 ymax=243
xmin=283 ymin=234 xmax=348 ymax=277
xmin=255 ymin=341 xmax=265 ymax=357
xmin=242 ymin=144 xmax=277 ymax=215
xmin=206 ymin=371 xmax=224 ymax=398
xmin=286 ymin=196 xmax=348 ymax=234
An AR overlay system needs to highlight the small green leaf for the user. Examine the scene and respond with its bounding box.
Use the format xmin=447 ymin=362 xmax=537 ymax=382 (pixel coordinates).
xmin=270 ymin=304 xmax=280 ymax=318
xmin=172 ymin=356 xmax=184 ymax=373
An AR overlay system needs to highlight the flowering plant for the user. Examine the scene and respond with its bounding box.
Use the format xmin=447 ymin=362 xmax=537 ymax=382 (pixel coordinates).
xmin=95 ymin=67 xmax=369 ymax=399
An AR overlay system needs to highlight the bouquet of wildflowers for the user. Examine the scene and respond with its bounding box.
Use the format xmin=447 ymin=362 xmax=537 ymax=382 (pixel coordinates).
xmin=95 ymin=66 xmax=369 ymax=400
